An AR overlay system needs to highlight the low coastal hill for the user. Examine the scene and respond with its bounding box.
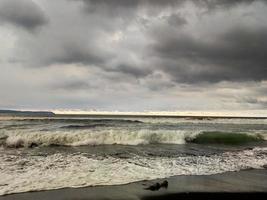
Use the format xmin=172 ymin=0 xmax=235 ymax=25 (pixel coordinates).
xmin=0 ymin=110 xmax=55 ymax=117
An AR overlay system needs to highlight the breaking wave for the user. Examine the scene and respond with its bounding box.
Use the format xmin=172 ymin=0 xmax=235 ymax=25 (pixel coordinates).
xmin=186 ymin=132 xmax=264 ymax=145
xmin=4 ymin=130 xmax=194 ymax=147
xmin=2 ymin=130 xmax=265 ymax=148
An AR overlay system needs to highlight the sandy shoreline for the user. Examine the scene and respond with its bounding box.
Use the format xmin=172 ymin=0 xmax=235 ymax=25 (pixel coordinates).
xmin=1 ymin=169 xmax=267 ymax=200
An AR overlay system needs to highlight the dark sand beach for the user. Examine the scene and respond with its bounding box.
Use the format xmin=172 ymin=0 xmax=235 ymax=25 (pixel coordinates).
xmin=1 ymin=169 xmax=267 ymax=200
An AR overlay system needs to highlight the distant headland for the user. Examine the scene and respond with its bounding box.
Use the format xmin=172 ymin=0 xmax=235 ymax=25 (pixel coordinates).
xmin=0 ymin=109 xmax=55 ymax=117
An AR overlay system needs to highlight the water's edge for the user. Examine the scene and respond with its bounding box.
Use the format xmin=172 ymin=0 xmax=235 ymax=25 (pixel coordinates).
xmin=1 ymin=169 xmax=267 ymax=200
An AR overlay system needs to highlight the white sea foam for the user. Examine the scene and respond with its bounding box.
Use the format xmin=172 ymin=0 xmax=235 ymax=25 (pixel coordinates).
xmin=3 ymin=129 xmax=266 ymax=148
xmin=4 ymin=129 xmax=200 ymax=147
xmin=0 ymin=147 xmax=267 ymax=195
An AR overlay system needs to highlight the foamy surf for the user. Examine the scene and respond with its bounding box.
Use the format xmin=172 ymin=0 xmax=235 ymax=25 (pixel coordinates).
xmin=0 ymin=116 xmax=266 ymax=196
xmin=3 ymin=129 xmax=198 ymax=147
xmin=0 ymin=147 xmax=267 ymax=195
xmin=2 ymin=130 xmax=265 ymax=148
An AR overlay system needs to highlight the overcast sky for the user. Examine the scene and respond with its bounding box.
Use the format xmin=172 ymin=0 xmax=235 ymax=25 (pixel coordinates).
xmin=0 ymin=0 xmax=266 ymax=112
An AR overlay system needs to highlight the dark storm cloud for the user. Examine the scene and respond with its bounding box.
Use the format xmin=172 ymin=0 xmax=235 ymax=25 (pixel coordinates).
xmin=1 ymin=0 xmax=267 ymax=112
xmin=76 ymin=0 xmax=139 ymax=20
xmin=13 ymin=0 xmax=265 ymax=83
xmin=81 ymin=0 xmax=138 ymax=8
xmin=77 ymin=0 xmax=184 ymax=19
xmin=151 ymin=25 xmax=267 ymax=83
xmin=4 ymin=0 xmax=266 ymax=84
xmin=79 ymin=0 xmax=179 ymax=8
xmin=196 ymin=0 xmax=258 ymax=10
xmin=111 ymin=64 xmax=151 ymax=78
xmin=79 ymin=0 xmax=257 ymax=10
xmin=0 ymin=0 xmax=48 ymax=32
xmin=51 ymin=42 xmax=107 ymax=66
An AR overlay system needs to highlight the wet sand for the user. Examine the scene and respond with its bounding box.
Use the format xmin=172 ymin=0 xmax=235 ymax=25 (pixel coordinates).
xmin=1 ymin=169 xmax=267 ymax=200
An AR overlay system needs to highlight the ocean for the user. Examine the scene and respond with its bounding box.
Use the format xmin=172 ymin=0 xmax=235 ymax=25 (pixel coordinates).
xmin=0 ymin=115 xmax=267 ymax=195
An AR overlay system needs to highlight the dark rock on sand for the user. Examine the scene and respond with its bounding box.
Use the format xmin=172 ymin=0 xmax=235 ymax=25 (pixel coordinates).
xmin=160 ymin=180 xmax=168 ymax=188
xmin=145 ymin=183 xmax=161 ymax=191
xmin=145 ymin=181 xmax=168 ymax=191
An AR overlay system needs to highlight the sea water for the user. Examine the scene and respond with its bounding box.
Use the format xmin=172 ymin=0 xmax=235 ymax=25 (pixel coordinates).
xmin=0 ymin=116 xmax=267 ymax=195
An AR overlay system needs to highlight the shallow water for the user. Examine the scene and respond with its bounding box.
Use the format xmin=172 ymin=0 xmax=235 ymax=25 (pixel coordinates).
xmin=0 ymin=116 xmax=267 ymax=195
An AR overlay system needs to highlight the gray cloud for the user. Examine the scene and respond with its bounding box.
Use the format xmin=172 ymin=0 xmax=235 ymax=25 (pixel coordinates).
xmin=52 ymin=80 xmax=91 ymax=91
xmin=151 ymin=25 xmax=267 ymax=83
xmin=79 ymin=0 xmax=256 ymax=9
xmin=0 ymin=0 xmax=267 ymax=112
xmin=0 ymin=0 xmax=48 ymax=32
xmin=195 ymin=0 xmax=257 ymax=9
xmin=112 ymin=64 xmax=151 ymax=78
xmin=51 ymin=41 xmax=108 ymax=66
xmin=237 ymin=96 xmax=267 ymax=108
xmin=77 ymin=0 xmax=259 ymax=18
xmin=166 ymin=13 xmax=187 ymax=26
xmin=79 ymin=0 xmax=180 ymax=9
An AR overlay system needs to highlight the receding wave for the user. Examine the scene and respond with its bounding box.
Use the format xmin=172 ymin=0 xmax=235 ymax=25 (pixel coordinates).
xmin=2 ymin=130 xmax=265 ymax=148
xmin=1 ymin=147 xmax=267 ymax=195
xmin=186 ymin=131 xmax=264 ymax=145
